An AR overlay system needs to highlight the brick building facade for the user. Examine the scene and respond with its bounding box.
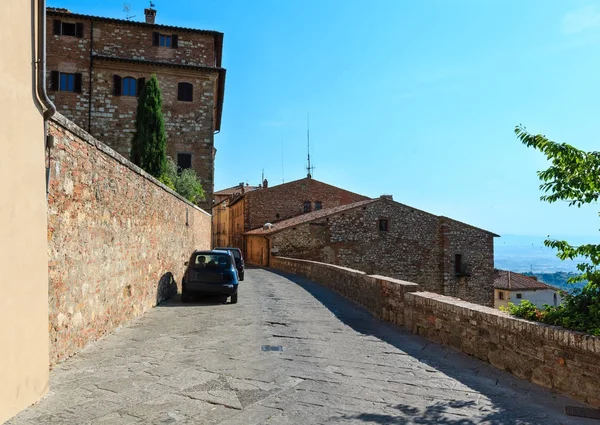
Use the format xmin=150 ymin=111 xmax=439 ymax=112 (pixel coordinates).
xmin=217 ymin=177 xmax=370 ymax=252
xmin=246 ymin=196 xmax=498 ymax=306
xmin=46 ymin=7 xmax=225 ymax=210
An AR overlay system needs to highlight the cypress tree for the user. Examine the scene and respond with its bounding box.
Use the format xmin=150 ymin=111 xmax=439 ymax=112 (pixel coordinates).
xmin=130 ymin=75 xmax=167 ymax=178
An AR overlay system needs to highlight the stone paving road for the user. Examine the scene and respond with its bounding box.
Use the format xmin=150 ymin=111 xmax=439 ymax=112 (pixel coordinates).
xmin=6 ymin=268 xmax=596 ymax=425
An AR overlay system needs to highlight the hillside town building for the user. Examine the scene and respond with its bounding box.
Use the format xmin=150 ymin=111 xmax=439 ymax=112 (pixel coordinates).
xmin=494 ymin=269 xmax=564 ymax=309
xmin=246 ymin=196 xmax=498 ymax=306
xmin=46 ymin=6 xmax=225 ymax=210
xmin=211 ymin=177 xmax=370 ymax=250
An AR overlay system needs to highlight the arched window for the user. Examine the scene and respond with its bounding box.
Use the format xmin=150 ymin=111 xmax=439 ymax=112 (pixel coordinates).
xmin=178 ymin=82 xmax=193 ymax=102
xmin=122 ymin=77 xmax=137 ymax=96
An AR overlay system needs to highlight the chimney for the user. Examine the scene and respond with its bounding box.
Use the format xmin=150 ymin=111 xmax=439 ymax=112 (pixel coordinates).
xmin=380 ymin=194 xmax=393 ymax=201
xmin=144 ymin=8 xmax=157 ymax=24
xmin=238 ymin=182 xmax=245 ymax=194
xmin=263 ymin=179 xmax=268 ymax=189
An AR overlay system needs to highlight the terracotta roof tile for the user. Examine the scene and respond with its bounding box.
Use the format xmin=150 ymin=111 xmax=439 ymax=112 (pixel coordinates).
xmin=494 ymin=270 xmax=555 ymax=291
xmin=245 ymin=199 xmax=378 ymax=236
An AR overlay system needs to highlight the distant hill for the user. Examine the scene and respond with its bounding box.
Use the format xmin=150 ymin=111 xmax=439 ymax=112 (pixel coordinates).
xmin=521 ymin=271 xmax=586 ymax=293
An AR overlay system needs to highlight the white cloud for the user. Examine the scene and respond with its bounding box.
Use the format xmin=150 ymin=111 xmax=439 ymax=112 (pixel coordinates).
xmin=562 ymin=5 xmax=600 ymax=34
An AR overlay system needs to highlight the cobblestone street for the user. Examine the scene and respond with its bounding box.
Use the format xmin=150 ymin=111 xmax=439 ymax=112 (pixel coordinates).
xmin=7 ymin=268 xmax=594 ymax=424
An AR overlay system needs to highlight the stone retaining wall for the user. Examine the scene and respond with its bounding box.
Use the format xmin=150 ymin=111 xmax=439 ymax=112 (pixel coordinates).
xmin=47 ymin=113 xmax=211 ymax=366
xmin=271 ymin=256 xmax=600 ymax=408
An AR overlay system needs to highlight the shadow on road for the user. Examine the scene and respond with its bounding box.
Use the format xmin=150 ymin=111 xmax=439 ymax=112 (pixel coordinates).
xmin=157 ymin=293 xmax=230 ymax=307
xmin=267 ymin=268 xmax=588 ymax=425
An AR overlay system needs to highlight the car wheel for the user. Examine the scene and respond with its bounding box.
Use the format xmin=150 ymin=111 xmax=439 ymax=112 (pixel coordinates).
xmin=240 ymin=272 xmax=244 ymax=281
xmin=230 ymin=293 xmax=238 ymax=304
xmin=181 ymin=291 xmax=190 ymax=303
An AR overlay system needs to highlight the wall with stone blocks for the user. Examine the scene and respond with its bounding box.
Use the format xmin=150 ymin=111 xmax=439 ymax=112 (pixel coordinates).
xmin=271 ymin=256 xmax=600 ymax=408
xmin=47 ymin=113 xmax=211 ymax=366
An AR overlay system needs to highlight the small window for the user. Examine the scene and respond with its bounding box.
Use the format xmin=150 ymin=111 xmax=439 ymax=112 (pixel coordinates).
xmin=498 ymin=291 xmax=504 ymax=300
xmin=516 ymin=293 xmax=522 ymax=299
xmin=122 ymin=77 xmax=137 ymax=96
xmin=178 ymin=82 xmax=193 ymax=102
xmin=54 ymin=20 xmax=83 ymax=38
xmin=378 ymin=218 xmax=388 ymax=232
xmin=160 ymin=34 xmax=172 ymax=47
xmin=314 ymin=201 xmax=322 ymax=211
xmin=275 ymin=213 xmax=280 ymax=219
xmin=177 ymin=153 xmax=192 ymax=170
xmin=454 ymin=254 xmax=463 ymax=274
xmin=60 ymin=73 xmax=75 ymax=91
xmin=303 ymin=201 xmax=311 ymax=213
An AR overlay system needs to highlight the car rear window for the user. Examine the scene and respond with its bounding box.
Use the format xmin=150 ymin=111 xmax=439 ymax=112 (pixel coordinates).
xmin=191 ymin=253 xmax=231 ymax=269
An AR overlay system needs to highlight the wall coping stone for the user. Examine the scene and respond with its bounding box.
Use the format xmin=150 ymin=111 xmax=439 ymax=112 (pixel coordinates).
xmin=275 ymin=256 xmax=368 ymax=276
xmin=368 ymin=275 xmax=420 ymax=291
xmin=407 ymin=291 xmax=599 ymax=354
xmin=49 ymin=112 xmax=211 ymax=217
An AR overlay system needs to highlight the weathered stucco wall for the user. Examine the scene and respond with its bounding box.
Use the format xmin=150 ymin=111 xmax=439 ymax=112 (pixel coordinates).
xmin=47 ymin=113 xmax=211 ymax=366
xmin=271 ymin=257 xmax=600 ymax=408
xmin=0 ymin=1 xmax=50 ymax=423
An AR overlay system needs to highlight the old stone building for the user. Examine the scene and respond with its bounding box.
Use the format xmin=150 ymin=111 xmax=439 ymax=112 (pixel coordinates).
xmin=246 ymin=196 xmax=498 ymax=306
xmin=214 ymin=177 xmax=370 ymax=252
xmin=46 ymin=6 xmax=225 ymax=209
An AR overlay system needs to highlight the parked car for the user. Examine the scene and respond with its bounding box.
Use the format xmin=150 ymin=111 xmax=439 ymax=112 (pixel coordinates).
xmin=214 ymin=247 xmax=244 ymax=281
xmin=182 ymin=250 xmax=239 ymax=304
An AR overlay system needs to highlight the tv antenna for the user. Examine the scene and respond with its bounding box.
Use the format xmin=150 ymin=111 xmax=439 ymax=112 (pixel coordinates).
xmin=306 ymin=113 xmax=315 ymax=178
xmin=123 ymin=2 xmax=135 ymax=20
xmin=149 ymin=1 xmax=156 ymax=8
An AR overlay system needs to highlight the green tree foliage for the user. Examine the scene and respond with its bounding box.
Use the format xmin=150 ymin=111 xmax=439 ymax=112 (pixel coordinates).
xmin=130 ymin=75 xmax=167 ymax=178
xmin=161 ymin=159 xmax=205 ymax=204
xmin=510 ymin=126 xmax=600 ymax=335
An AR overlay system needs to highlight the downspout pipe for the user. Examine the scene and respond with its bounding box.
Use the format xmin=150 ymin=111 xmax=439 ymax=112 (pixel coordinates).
xmin=37 ymin=0 xmax=56 ymax=120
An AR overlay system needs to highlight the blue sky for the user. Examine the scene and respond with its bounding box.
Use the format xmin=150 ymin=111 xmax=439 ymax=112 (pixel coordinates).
xmin=49 ymin=0 xmax=600 ymax=238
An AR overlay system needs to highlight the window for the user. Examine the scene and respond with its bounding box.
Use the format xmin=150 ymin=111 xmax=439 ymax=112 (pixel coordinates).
xmin=378 ymin=218 xmax=388 ymax=232
xmin=276 ymin=213 xmax=280 ymax=219
xmin=50 ymin=71 xmax=82 ymax=93
xmin=152 ymin=32 xmax=179 ymax=48
xmin=113 ymin=75 xmax=145 ymax=97
xmin=498 ymin=291 xmax=504 ymax=300
xmin=178 ymin=82 xmax=194 ymax=102
xmin=516 ymin=293 xmax=522 ymax=299
xmin=122 ymin=77 xmax=137 ymax=96
xmin=314 ymin=201 xmax=322 ymax=210
xmin=53 ymin=20 xmax=83 ymax=38
xmin=303 ymin=201 xmax=311 ymax=213
xmin=454 ymin=254 xmax=463 ymax=274
xmin=177 ymin=153 xmax=192 ymax=170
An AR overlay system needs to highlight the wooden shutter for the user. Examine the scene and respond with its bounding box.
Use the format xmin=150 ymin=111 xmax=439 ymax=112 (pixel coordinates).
xmin=75 ymin=23 xmax=84 ymax=38
xmin=172 ymin=34 xmax=178 ymax=48
xmin=53 ymin=20 xmax=61 ymax=35
xmin=152 ymin=32 xmax=159 ymax=46
xmin=113 ymin=75 xmax=122 ymax=96
xmin=74 ymin=73 xmax=83 ymax=93
xmin=137 ymin=77 xmax=145 ymax=96
xmin=50 ymin=71 xmax=59 ymax=91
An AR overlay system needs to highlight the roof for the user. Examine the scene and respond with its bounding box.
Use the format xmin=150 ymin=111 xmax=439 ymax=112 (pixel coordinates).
xmin=494 ymin=270 xmax=556 ymax=291
xmin=245 ymin=199 xmax=378 ymax=236
xmin=214 ymin=185 xmax=260 ymax=196
xmin=46 ymin=8 xmax=222 ymax=36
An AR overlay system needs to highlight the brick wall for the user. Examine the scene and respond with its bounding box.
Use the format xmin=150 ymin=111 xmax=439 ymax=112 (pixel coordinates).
xmin=271 ymin=257 xmax=600 ymax=408
xmin=267 ymin=198 xmax=495 ymax=305
xmin=47 ymin=113 xmax=211 ymax=366
xmin=46 ymin=12 xmax=222 ymax=210
xmin=246 ymin=178 xmax=370 ymax=230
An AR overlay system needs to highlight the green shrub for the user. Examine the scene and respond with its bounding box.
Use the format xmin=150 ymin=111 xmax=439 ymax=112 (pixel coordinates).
xmin=501 ymin=286 xmax=600 ymax=336
xmin=160 ymin=158 xmax=205 ymax=204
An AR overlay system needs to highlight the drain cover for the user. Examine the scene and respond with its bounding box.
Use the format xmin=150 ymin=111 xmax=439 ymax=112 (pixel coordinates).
xmin=261 ymin=345 xmax=283 ymax=352
xmin=565 ymin=406 xmax=600 ymax=420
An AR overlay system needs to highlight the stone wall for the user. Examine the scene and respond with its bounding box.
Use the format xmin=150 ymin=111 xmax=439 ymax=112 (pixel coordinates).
xmin=47 ymin=113 xmax=211 ymax=366
xmin=267 ymin=198 xmax=495 ymax=306
xmin=245 ymin=178 xmax=370 ymax=230
xmin=271 ymin=256 xmax=600 ymax=408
